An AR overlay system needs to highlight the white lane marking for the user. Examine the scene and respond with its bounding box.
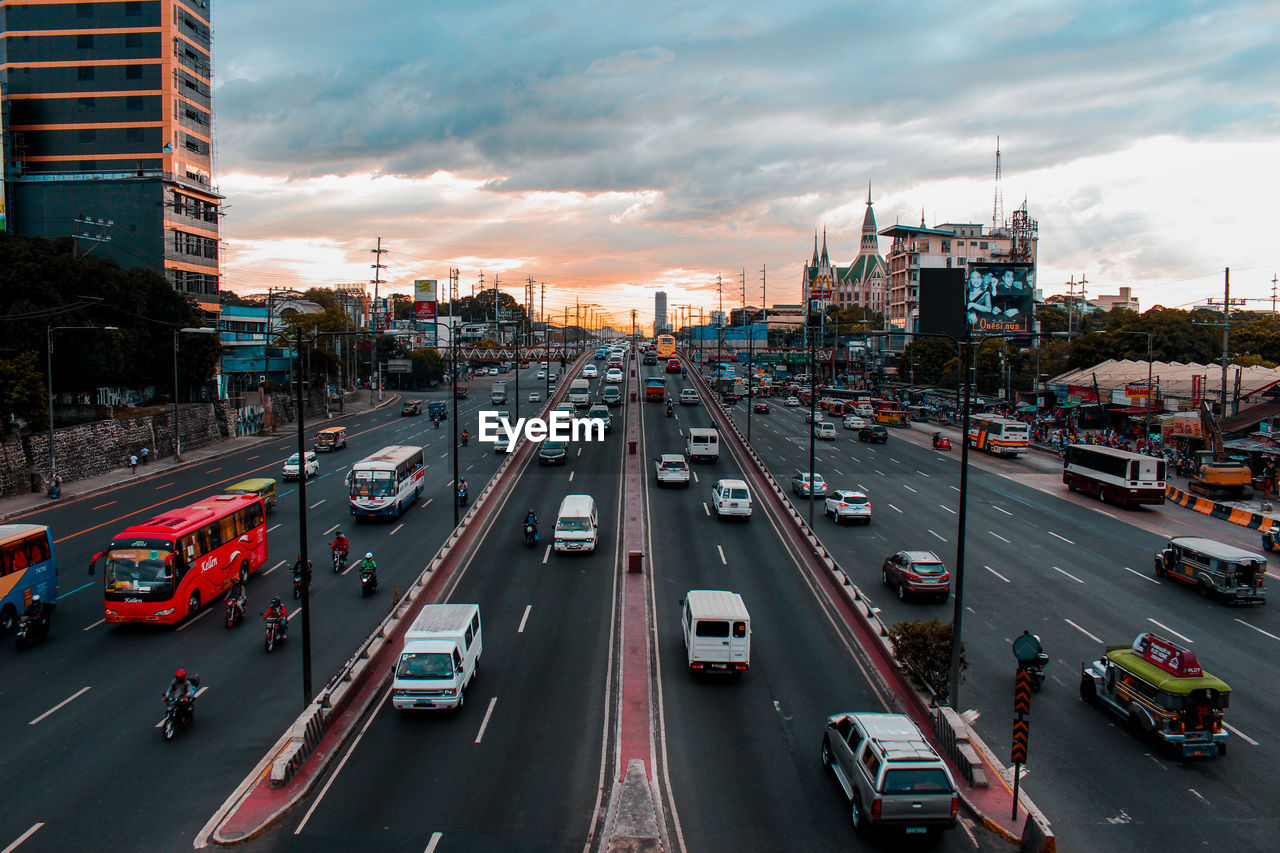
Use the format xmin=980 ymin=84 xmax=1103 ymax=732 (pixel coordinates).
xmin=1234 ymin=618 xmax=1280 ymax=643
xmin=441 ymin=452 xmax=448 ymax=458
xmin=517 ymin=605 xmax=532 ymax=633
xmin=1065 ymin=619 xmax=1103 ymax=643
xmin=294 ymin=686 xmax=392 ymax=835
xmin=1051 ymin=565 xmax=1086 ymax=584
xmin=928 ymin=529 xmax=947 ymax=542
xmin=888 ymin=504 xmax=902 ymax=513
xmin=568 ymin=471 xmax=575 ymax=482
xmin=268 ymin=524 xmax=283 ymax=532
xmin=424 ymin=833 xmax=444 ymax=853
xmin=474 ymin=697 xmax=499 ymax=744
xmin=703 ymin=502 xmax=710 ymax=517
xmin=889 ymin=457 xmax=901 ymax=464
xmin=1187 ymin=788 xmax=1206 ymax=804
xmin=336 ymin=465 xmax=350 ymax=473
xmin=1123 ymin=566 xmax=1160 ymax=584
xmin=1223 ymin=722 xmax=1259 ymax=746
xmin=903 ymin=485 xmax=917 ymax=494
xmin=832 ymin=468 xmax=844 ymax=475
xmin=876 ymin=470 xmax=885 ymax=476
xmin=155 ymin=685 xmax=210 ymax=727
xmin=29 ymin=687 xmax=91 ymax=725
xmin=950 ymin=485 xmax=961 ymax=492
xmin=692 ymin=471 xmax=700 ymax=483
xmin=176 ymin=607 xmax=213 ymax=631
xmin=984 ymin=565 xmax=1011 ymax=583
xmin=2 ymin=823 xmax=44 ymax=853
xmin=989 ymin=531 xmax=1010 ymax=544
xmin=578 ymin=447 xmax=583 ymax=456
xmin=323 ymin=523 xmax=340 ymax=535
xmin=1049 ymin=531 xmax=1075 ymax=545
xmin=939 ymin=504 xmax=956 ymax=515
xmin=423 ymin=498 xmax=432 ymax=507
xmin=82 ymin=618 xmax=105 ymax=631
xmin=1148 ymin=618 xmax=1193 ymax=644
xmin=917 ymin=470 xmax=930 ymax=477
xmin=542 ymin=545 xmax=551 ymax=564
xmin=390 ymin=523 xmax=404 ymax=536
xmin=263 ymin=559 xmax=286 ymax=576
xmin=993 ymin=506 xmax=1013 ymax=516
xmin=466 ymin=464 xmax=474 ymax=472
xmin=717 ymin=545 xmax=727 ymax=565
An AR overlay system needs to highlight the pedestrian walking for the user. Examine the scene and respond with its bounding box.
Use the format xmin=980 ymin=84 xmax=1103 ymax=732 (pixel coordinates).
xmin=140 ymin=446 xmax=150 ymax=466
xmin=129 ymin=454 xmax=138 ymax=473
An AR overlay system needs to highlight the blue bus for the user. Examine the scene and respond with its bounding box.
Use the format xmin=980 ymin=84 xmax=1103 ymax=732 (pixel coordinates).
xmin=0 ymin=524 xmax=58 ymax=631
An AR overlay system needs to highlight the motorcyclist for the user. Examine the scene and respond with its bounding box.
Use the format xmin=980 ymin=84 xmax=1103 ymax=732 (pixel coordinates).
xmin=264 ymin=596 xmax=288 ymax=639
xmin=330 ymin=531 xmax=350 ymax=564
xmin=292 ymin=553 xmax=313 ymax=587
xmin=666 ymin=401 xmax=674 ymax=416
xmin=164 ymin=668 xmax=196 ymax=706
xmin=22 ymin=595 xmax=46 ymax=625
xmin=433 ymin=415 xmax=440 ymax=429
xmin=524 ymin=509 xmax=539 ymax=543
xmin=461 ymin=428 xmax=471 ymax=446
xmin=225 ymin=580 xmax=247 ymax=622
xmin=457 ymin=476 xmax=468 ymax=504
xmin=359 ymin=551 xmax=378 ymax=582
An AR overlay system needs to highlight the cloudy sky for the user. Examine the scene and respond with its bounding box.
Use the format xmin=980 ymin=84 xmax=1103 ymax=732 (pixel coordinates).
xmin=212 ymin=0 xmax=1280 ymax=329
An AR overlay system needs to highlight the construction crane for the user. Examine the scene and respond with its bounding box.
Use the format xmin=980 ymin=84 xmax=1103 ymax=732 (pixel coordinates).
xmin=1188 ymin=402 xmax=1253 ymax=500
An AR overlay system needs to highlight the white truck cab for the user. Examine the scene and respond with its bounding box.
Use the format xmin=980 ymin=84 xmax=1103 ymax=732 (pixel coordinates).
xmin=680 ymin=589 xmax=750 ymax=674
xmin=391 ymin=604 xmax=482 ymax=711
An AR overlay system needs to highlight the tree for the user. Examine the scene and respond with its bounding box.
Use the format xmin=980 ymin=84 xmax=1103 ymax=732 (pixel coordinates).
xmin=408 ymin=348 xmax=445 ymax=386
xmin=889 ymin=618 xmax=966 ymax=704
xmin=901 ymin=338 xmax=958 ymax=387
xmin=0 ymin=352 xmax=50 ymax=431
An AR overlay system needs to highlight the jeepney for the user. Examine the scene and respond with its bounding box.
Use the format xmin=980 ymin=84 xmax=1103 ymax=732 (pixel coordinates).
xmin=1155 ymin=536 xmax=1267 ymax=605
xmin=1080 ymin=632 xmax=1230 ymax=758
xmin=314 ymin=426 xmax=348 ymax=452
xmin=223 ymin=478 xmax=278 ymax=513
xmin=874 ymin=405 xmax=911 ymax=427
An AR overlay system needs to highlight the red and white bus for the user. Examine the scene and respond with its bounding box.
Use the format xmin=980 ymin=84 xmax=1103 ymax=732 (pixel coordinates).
xmin=90 ymin=493 xmax=268 ymax=624
xmin=1063 ymin=444 xmax=1166 ymax=506
xmin=967 ymin=416 xmax=1030 ymax=457
xmin=348 ymin=445 xmax=426 ymax=519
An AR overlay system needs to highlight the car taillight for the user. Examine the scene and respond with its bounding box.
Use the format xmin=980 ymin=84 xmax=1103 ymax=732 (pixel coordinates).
xmin=950 ymin=796 xmax=958 ymax=819
xmin=871 ymin=798 xmax=882 ymax=819
xmin=904 ymin=572 xmax=920 ymax=581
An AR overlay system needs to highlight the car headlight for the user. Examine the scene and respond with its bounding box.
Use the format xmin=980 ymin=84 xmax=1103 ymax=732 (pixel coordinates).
xmin=156 ymin=608 xmax=174 ymax=616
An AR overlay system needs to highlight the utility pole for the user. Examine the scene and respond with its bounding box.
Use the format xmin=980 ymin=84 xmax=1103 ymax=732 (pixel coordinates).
xmin=1222 ymin=267 xmax=1230 ymax=416
xmin=370 ymin=237 xmax=387 ymax=402
xmin=1272 ymin=274 xmax=1277 ymax=316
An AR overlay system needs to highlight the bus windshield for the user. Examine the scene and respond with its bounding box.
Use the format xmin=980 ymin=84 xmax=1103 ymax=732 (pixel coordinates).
xmin=351 ymin=471 xmax=396 ymax=498
xmin=105 ymin=544 xmax=174 ymax=596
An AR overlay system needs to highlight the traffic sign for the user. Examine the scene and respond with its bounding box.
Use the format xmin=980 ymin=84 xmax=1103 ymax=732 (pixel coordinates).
xmin=1011 ymin=717 xmax=1029 ymax=765
xmin=1014 ymin=669 xmax=1033 ymax=715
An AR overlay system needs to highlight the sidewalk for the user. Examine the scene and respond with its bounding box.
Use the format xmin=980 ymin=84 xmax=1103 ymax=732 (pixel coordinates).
xmin=0 ymin=391 xmax=400 ymax=523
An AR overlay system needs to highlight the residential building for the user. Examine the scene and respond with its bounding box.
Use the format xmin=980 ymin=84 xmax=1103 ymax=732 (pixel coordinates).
xmin=1093 ymin=287 xmax=1140 ymax=312
xmin=1 ymin=0 xmax=222 ymax=315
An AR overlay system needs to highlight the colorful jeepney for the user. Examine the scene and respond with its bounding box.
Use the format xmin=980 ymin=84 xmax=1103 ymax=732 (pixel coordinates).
xmin=1080 ymin=632 xmax=1230 ymax=758
xmin=873 ymin=404 xmax=911 ymax=427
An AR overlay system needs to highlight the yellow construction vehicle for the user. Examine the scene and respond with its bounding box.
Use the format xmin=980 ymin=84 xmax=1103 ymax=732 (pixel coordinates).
xmin=1187 ymin=402 xmax=1253 ymax=500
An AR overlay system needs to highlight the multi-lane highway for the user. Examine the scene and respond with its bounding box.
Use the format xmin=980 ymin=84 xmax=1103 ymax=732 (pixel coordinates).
xmin=725 ymin=396 xmax=1280 ymax=851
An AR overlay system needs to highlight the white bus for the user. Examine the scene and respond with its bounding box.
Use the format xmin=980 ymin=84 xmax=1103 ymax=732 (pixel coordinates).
xmin=568 ymin=378 xmax=591 ymax=408
xmin=967 ymin=416 xmax=1030 ymax=457
xmin=1063 ymin=444 xmax=1166 ymax=507
xmin=348 ymin=445 xmax=426 ymax=519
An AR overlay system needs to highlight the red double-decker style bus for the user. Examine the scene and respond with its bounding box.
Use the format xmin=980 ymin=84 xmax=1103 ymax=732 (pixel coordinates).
xmin=90 ymin=493 xmax=268 ymax=624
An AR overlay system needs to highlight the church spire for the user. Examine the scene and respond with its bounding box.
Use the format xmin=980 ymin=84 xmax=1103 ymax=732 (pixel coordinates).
xmin=811 ymin=232 xmax=819 ymax=267
xmin=820 ymin=226 xmax=829 ymax=266
xmin=860 ymin=184 xmax=878 ymax=254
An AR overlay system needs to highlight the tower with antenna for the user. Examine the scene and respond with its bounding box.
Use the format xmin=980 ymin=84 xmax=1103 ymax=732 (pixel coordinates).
xmin=992 ymin=136 xmax=1005 ymax=232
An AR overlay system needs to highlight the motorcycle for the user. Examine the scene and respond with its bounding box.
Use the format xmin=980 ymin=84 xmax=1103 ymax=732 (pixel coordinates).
xmin=292 ymin=571 xmax=303 ymax=599
xmin=332 ymin=547 xmax=347 ymax=573
xmin=524 ymin=523 xmax=538 ymax=547
xmin=264 ymin=614 xmax=286 ymax=653
xmin=162 ymin=675 xmax=200 ymax=740
xmin=224 ymin=592 xmax=246 ymax=629
xmin=932 ymin=433 xmax=952 ymax=451
xmin=457 ymin=486 xmax=469 ymax=507
xmin=15 ymin=602 xmax=54 ymax=651
xmin=461 ymin=432 xmax=470 ymax=447
xmin=666 ymin=403 xmax=674 ymax=417
xmin=1022 ymin=653 xmax=1050 ymax=692
xmin=360 ymin=565 xmax=378 ymax=597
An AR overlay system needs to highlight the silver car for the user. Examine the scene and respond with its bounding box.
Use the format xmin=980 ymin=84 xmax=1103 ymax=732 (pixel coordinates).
xmin=791 ymin=471 xmax=827 ymax=498
xmin=821 ymin=712 xmax=958 ymax=838
xmin=825 ymin=489 xmax=871 ymax=525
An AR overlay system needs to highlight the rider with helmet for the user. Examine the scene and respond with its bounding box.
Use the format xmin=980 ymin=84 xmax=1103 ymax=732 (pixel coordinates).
xmin=293 ymin=553 xmax=312 ymax=587
xmin=330 ymin=530 xmax=350 ymax=563
xmin=359 ymin=551 xmax=378 ymax=583
xmin=164 ymin=668 xmax=196 ymax=705
xmin=265 ymin=596 xmax=288 ymax=639
xmin=457 ymin=476 xmax=468 ymax=504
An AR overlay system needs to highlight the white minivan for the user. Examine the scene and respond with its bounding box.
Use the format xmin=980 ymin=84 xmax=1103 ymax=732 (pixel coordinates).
xmin=554 ymin=494 xmax=599 ymax=553
xmin=391 ymin=604 xmax=482 ymax=712
xmin=711 ymin=478 xmax=752 ymax=519
xmin=686 ymin=428 xmax=719 ymax=463
xmin=681 ymin=590 xmax=751 ymax=675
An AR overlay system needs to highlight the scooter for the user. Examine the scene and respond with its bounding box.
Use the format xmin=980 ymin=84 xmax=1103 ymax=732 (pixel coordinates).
xmin=224 ymin=592 xmax=246 ymax=629
xmin=666 ymin=403 xmax=674 ymax=417
xmin=162 ymin=675 xmax=200 ymax=740
xmin=933 ymin=433 xmax=952 ymax=451
xmin=461 ymin=432 xmax=471 ymax=447
xmin=15 ymin=602 xmax=54 ymax=651
xmin=1022 ymin=653 xmax=1050 ymax=692
xmin=360 ymin=565 xmax=378 ymax=597
xmin=292 ymin=571 xmax=303 ymax=599
xmin=524 ymin=523 xmax=538 ymax=547
xmin=457 ymin=486 xmax=469 ymax=508
xmin=264 ymin=614 xmax=286 ymax=653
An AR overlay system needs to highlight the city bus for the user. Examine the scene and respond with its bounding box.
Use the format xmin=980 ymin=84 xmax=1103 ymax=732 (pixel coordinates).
xmin=656 ymin=334 xmax=677 ymax=358
xmin=967 ymin=415 xmax=1030 ymax=456
xmin=348 ymin=445 xmax=427 ymax=519
xmin=89 ymin=494 xmax=267 ymax=624
xmin=0 ymin=524 xmax=58 ymax=632
xmin=1063 ymin=444 xmax=1166 ymax=506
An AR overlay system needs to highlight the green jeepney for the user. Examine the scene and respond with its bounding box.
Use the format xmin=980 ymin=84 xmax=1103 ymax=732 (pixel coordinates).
xmin=1081 ymin=632 xmax=1230 ymax=758
xmin=223 ymin=478 xmax=278 ymax=513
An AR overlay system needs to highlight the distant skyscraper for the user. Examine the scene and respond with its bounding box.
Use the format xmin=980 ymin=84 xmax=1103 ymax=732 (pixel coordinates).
xmin=655 ymin=291 xmax=668 ymax=335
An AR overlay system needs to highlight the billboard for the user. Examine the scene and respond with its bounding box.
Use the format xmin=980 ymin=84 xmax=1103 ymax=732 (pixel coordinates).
xmin=967 ymin=264 xmax=1034 ymax=336
xmin=414 ymin=279 xmax=437 ymax=321
xmin=917 ymin=268 xmax=966 ymax=341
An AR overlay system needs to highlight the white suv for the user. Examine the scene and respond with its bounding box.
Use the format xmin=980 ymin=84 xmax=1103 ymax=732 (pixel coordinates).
xmin=711 ymin=479 xmax=752 ymax=519
xmin=654 ymin=453 xmax=691 ymax=487
xmin=825 ymin=489 xmax=871 ymax=525
xmin=283 ymin=451 xmax=318 ymax=480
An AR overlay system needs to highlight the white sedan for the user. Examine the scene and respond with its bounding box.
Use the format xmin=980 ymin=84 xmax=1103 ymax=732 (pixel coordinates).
xmin=843 ymin=415 xmax=866 ymax=430
xmin=583 ymin=365 xmax=598 ymax=378
xmin=604 ymin=368 xmax=624 ymax=383
xmin=785 ymin=396 xmax=800 ymax=407
xmin=528 ymin=392 xmax=542 ymax=403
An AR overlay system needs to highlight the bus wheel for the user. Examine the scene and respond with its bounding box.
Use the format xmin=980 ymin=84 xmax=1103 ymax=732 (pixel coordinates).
xmin=0 ymin=604 xmax=16 ymax=633
xmin=188 ymin=591 xmax=201 ymax=616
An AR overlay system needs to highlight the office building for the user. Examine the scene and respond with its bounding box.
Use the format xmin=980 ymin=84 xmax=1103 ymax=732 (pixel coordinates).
xmin=654 ymin=290 xmax=668 ymax=335
xmin=1 ymin=0 xmax=222 ymax=315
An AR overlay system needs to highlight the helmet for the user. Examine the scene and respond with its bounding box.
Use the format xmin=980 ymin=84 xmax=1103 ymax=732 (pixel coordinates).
xmin=336 ymin=530 xmax=344 ymax=537
xmin=270 ymin=596 xmax=281 ymax=606
xmin=175 ymin=669 xmax=186 ymax=680
xmin=530 ymin=509 xmax=535 ymax=515
xmin=365 ymin=552 xmax=373 ymax=560
xmin=31 ymin=594 xmax=40 ymax=605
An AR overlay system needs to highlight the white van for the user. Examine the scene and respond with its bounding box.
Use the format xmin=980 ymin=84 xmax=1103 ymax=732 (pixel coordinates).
xmin=711 ymin=478 xmax=752 ymax=519
xmin=681 ymin=590 xmax=751 ymax=674
xmin=554 ymin=494 xmax=599 ymax=553
xmin=686 ymin=428 xmax=719 ymax=463
xmin=854 ymin=403 xmax=875 ymax=418
xmin=391 ymin=604 xmax=482 ymax=711
xmin=567 ymin=378 xmax=591 ymax=408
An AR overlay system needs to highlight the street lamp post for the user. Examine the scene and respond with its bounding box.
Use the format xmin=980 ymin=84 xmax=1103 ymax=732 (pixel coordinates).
xmin=173 ymin=327 xmax=219 ymax=461
xmin=47 ymin=324 xmax=118 ymax=488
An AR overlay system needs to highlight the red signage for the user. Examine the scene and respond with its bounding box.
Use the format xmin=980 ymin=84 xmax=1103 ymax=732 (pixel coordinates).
xmin=1191 ymin=374 xmax=1203 ymax=406
xmin=1132 ymin=632 xmax=1202 ymax=678
xmin=1067 ymin=384 xmax=1098 ymax=403
xmin=1125 ymin=383 xmax=1150 ymax=398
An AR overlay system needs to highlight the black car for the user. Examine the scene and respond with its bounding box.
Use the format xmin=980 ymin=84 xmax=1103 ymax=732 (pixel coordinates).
xmin=858 ymin=425 xmax=889 ymax=443
xmin=538 ymin=440 xmax=568 ymax=465
xmin=753 ymin=402 xmax=770 ymax=414
xmin=401 ymin=400 xmax=422 ymax=416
